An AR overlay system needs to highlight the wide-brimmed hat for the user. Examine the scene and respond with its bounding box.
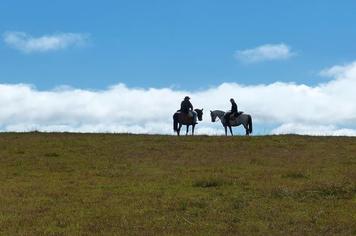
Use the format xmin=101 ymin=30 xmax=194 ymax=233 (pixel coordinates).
xmin=184 ymin=96 xmax=190 ymax=100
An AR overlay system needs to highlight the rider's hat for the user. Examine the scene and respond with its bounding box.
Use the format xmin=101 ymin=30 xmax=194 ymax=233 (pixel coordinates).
xmin=184 ymin=96 xmax=190 ymax=100
xmin=230 ymin=98 xmax=235 ymax=102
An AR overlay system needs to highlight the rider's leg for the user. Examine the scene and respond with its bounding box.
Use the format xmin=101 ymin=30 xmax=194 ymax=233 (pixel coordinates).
xmin=224 ymin=112 xmax=231 ymax=126
xmin=193 ymin=111 xmax=197 ymax=124
xmin=188 ymin=111 xmax=197 ymax=124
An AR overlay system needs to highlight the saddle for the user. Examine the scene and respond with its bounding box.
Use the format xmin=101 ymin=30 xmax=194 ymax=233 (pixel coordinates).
xmin=177 ymin=111 xmax=196 ymax=123
xmin=229 ymin=111 xmax=243 ymax=120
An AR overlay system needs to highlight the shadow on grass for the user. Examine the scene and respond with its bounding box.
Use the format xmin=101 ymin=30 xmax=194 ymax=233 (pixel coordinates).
xmin=192 ymin=178 xmax=228 ymax=188
xmin=44 ymin=152 xmax=60 ymax=157
xmin=271 ymin=182 xmax=356 ymax=200
xmin=282 ymin=172 xmax=309 ymax=179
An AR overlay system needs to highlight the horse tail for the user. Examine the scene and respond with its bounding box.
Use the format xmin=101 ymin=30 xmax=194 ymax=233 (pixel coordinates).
xmin=173 ymin=113 xmax=179 ymax=131
xmin=248 ymin=115 xmax=253 ymax=134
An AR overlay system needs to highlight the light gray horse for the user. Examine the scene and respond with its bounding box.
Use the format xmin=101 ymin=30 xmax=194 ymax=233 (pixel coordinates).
xmin=210 ymin=110 xmax=252 ymax=136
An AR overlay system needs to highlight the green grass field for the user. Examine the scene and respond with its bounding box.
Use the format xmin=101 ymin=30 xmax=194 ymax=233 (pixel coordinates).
xmin=0 ymin=133 xmax=355 ymax=235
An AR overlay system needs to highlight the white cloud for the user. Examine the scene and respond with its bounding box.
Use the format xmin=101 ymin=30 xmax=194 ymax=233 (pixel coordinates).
xmin=3 ymin=31 xmax=88 ymax=53
xmin=235 ymin=43 xmax=295 ymax=63
xmin=319 ymin=61 xmax=356 ymax=78
xmin=272 ymin=123 xmax=356 ymax=136
xmin=0 ymin=61 xmax=356 ymax=136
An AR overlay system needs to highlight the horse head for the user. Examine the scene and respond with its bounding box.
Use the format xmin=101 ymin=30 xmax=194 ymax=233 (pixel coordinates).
xmin=210 ymin=110 xmax=217 ymax=122
xmin=194 ymin=108 xmax=203 ymax=121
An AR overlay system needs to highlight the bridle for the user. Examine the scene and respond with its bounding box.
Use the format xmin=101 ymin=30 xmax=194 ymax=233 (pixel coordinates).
xmin=211 ymin=112 xmax=220 ymax=122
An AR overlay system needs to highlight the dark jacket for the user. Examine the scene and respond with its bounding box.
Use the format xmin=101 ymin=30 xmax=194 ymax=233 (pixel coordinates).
xmin=231 ymin=101 xmax=238 ymax=114
xmin=180 ymin=100 xmax=193 ymax=113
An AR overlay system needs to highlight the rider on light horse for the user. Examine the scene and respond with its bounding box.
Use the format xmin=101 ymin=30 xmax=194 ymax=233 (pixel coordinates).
xmin=224 ymin=98 xmax=239 ymax=126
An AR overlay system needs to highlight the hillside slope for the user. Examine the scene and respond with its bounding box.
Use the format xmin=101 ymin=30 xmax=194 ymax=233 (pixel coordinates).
xmin=0 ymin=133 xmax=355 ymax=235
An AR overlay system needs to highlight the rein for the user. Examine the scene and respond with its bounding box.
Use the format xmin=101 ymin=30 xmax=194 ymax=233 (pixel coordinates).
xmin=213 ymin=111 xmax=224 ymax=122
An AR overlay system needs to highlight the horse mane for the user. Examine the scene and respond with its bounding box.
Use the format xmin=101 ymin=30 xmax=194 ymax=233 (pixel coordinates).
xmin=212 ymin=110 xmax=225 ymax=116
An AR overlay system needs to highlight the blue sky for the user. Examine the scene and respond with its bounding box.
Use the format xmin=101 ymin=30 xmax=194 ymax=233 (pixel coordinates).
xmin=1 ymin=1 xmax=356 ymax=135
xmin=1 ymin=0 xmax=356 ymax=90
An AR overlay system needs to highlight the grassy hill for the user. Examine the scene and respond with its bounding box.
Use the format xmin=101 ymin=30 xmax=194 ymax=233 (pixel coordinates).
xmin=0 ymin=133 xmax=355 ymax=235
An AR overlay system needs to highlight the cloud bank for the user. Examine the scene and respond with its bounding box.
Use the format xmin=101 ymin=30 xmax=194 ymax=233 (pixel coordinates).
xmin=1 ymin=62 xmax=356 ymax=136
xmin=235 ymin=43 xmax=295 ymax=63
xmin=3 ymin=31 xmax=88 ymax=53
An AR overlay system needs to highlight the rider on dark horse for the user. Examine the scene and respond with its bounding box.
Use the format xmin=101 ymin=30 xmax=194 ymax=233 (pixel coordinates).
xmin=224 ymin=98 xmax=238 ymax=126
xmin=180 ymin=96 xmax=197 ymax=124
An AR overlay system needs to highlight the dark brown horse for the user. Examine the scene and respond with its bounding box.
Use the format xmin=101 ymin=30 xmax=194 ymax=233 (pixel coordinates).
xmin=173 ymin=109 xmax=203 ymax=136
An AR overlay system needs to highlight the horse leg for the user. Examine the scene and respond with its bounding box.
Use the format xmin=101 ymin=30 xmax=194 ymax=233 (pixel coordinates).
xmin=224 ymin=126 xmax=227 ymax=136
xmin=178 ymin=123 xmax=182 ymax=136
xmin=244 ymin=124 xmax=249 ymax=136
xmin=186 ymin=125 xmax=189 ymax=135
xmin=229 ymin=126 xmax=233 ymax=136
xmin=192 ymin=124 xmax=195 ymax=136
